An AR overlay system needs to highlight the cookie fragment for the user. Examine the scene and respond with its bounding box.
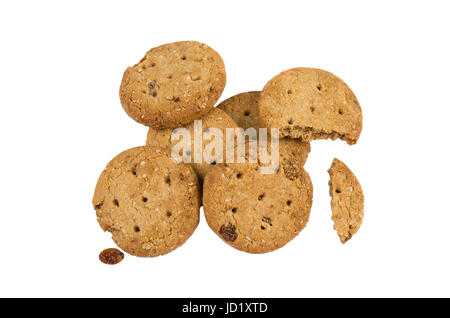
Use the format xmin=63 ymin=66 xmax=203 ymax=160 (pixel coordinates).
xmin=92 ymin=146 xmax=201 ymax=257
xmin=328 ymin=158 xmax=364 ymax=243
xmin=99 ymin=248 xmax=124 ymax=265
xmin=203 ymin=151 xmax=313 ymax=254
xmin=120 ymin=41 xmax=226 ymax=129
xmin=259 ymin=68 xmax=362 ymax=145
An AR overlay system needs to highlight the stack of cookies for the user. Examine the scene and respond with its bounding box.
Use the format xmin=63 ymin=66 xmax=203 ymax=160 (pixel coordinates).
xmin=93 ymin=41 xmax=364 ymax=263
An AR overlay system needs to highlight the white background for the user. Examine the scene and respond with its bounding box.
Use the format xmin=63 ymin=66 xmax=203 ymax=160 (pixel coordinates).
xmin=1 ymin=0 xmax=449 ymax=297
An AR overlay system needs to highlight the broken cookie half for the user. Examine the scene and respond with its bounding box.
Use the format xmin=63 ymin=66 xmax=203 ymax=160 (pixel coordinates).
xmin=259 ymin=67 xmax=362 ymax=145
xmin=328 ymin=158 xmax=364 ymax=243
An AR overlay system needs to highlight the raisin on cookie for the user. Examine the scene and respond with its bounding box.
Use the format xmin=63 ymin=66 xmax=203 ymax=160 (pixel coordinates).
xmin=259 ymin=68 xmax=362 ymax=145
xmin=92 ymin=146 xmax=201 ymax=257
xmin=328 ymin=158 xmax=364 ymax=243
xmin=120 ymin=41 xmax=226 ymax=129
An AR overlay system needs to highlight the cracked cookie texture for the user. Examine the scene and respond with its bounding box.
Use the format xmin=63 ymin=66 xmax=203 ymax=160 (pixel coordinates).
xmin=120 ymin=41 xmax=226 ymax=129
xmin=203 ymin=151 xmax=313 ymax=254
xmin=259 ymin=68 xmax=362 ymax=145
xmin=217 ymin=91 xmax=311 ymax=166
xmin=328 ymin=158 xmax=364 ymax=243
xmin=92 ymin=146 xmax=201 ymax=257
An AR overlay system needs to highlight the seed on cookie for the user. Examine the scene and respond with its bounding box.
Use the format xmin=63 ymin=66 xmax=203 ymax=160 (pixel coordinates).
xmin=259 ymin=68 xmax=363 ymax=145
xmin=99 ymin=248 xmax=124 ymax=265
xmin=119 ymin=41 xmax=226 ymax=129
xmin=92 ymin=146 xmax=201 ymax=257
xmin=328 ymin=158 xmax=364 ymax=243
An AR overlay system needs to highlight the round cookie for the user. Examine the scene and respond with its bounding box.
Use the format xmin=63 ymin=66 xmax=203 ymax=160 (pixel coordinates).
xmin=146 ymin=108 xmax=239 ymax=182
xmin=328 ymin=158 xmax=364 ymax=243
xmin=259 ymin=68 xmax=362 ymax=145
xmin=217 ymin=91 xmax=311 ymax=167
xmin=92 ymin=146 xmax=201 ymax=257
xmin=203 ymin=149 xmax=313 ymax=254
xmin=120 ymin=41 xmax=226 ymax=129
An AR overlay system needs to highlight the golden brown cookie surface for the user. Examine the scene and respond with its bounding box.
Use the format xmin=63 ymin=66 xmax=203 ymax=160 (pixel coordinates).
xmin=217 ymin=91 xmax=311 ymax=166
xmin=146 ymin=108 xmax=239 ymax=182
xmin=259 ymin=68 xmax=362 ymax=145
xmin=203 ymin=152 xmax=313 ymax=254
xmin=328 ymin=158 xmax=364 ymax=243
xmin=120 ymin=41 xmax=226 ymax=129
xmin=92 ymin=146 xmax=201 ymax=257
xmin=217 ymin=91 xmax=261 ymax=130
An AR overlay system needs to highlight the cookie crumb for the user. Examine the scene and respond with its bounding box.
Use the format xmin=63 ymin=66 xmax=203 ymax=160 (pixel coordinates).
xmin=282 ymin=159 xmax=300 ymax=180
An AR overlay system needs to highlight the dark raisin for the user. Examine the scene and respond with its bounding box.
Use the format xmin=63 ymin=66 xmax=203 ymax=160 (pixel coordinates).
xmin=219 ymin=223 xmax=238 ymax=242
xmin=99 ymin=248 xmax=124 ymax=265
